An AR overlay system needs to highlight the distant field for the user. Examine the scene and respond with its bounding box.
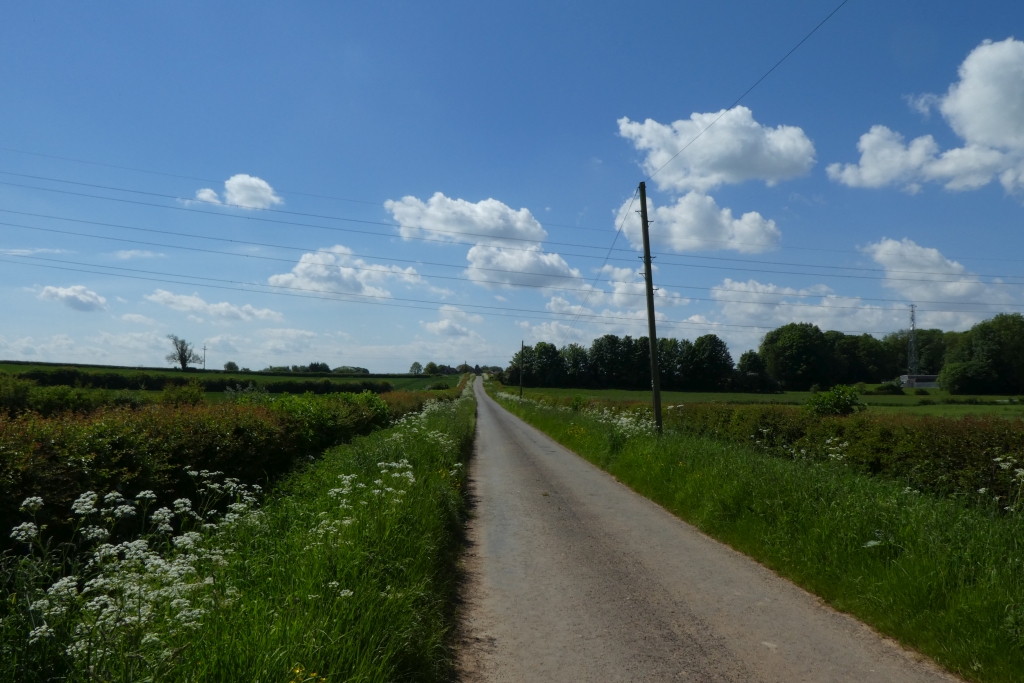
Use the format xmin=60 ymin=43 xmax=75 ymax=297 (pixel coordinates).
xmin=501 ymin=384 xmax=1024 ymax=417
xmin=0 ymin=360 xmax=446 ymax=392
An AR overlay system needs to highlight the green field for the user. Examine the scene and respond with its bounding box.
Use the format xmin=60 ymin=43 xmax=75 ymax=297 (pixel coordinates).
xmin=0 ymin=360 xmax=447 ymax=392
xmin=502 ymin=384 xmax=1024 ymax=417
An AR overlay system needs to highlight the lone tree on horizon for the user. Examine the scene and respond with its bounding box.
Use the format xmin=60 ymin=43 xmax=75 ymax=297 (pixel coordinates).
xmin=166 ymin=334 xmax=202 ymax=370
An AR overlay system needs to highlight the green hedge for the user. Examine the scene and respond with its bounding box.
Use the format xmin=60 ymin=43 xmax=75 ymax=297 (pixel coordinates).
xmin=664 ymin=403 xmax=1024 ymax=503
xmin=6 ymin=367 xmax=392 ymax=394
xmin=0 ymin=391 xmax=396 ymax=550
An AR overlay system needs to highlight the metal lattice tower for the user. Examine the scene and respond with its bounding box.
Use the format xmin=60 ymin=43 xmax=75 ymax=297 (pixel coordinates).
xmin=907 ymin=304 xmax=920 ymax=375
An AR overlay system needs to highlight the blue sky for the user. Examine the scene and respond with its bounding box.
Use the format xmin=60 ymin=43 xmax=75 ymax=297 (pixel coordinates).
xmin=2 ymin=1 xmax=1024 ymax=372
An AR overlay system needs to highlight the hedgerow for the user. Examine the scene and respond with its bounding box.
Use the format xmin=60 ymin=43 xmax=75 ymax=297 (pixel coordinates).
xmin=0 ymin=378 xmax=471 ymax=553
xmin=4 ymin=368 xmax=393 ymax=395
xmin=664 ymin=402 xmax=1024 ymax=504
xmin=1 ymin=383 xmax=476 ymax=682
xmin=513 ymin=389 xmax=1024 ymax=506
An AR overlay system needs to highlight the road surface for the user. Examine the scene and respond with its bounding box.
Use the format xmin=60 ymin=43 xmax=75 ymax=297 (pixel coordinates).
xmin=457 ymin=377 xmax=959 ymax=682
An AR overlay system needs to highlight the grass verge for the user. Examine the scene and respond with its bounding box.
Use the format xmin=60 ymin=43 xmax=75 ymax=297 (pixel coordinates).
xmin=487 ymin=383 xmax=1024 ymax=683
xmin=2 ymin=385 xmax=476 ymax=682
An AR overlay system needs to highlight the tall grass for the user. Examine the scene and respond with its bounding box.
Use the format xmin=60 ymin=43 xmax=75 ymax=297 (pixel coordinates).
xmin=490 ymin=386 xmax=1024 ymax=683
xmin=2 ymin=387 xmax=476 ymax=682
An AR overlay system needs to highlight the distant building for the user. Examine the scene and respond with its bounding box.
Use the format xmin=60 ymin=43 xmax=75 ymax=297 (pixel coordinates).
xmin=899 ymin=374 xmax=939 ymax=388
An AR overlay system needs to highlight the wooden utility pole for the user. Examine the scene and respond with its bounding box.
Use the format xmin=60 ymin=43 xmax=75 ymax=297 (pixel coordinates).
xmin=639 ymin=182 xmax=663 ymax=433
xmin=202 ymin=345 xmax=207 ymax=371
xmin=519 ymin=340 xmax=524 ymax=399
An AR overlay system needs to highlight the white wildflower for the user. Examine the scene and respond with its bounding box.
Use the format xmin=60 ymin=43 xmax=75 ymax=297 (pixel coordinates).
xmin=71 ymin=491 xmax=99 ymax=516
xmin=135 ymin=490 xmax=158 ymax=503
xmin=150 ymin=507 xmax=174 ymax=533
xmin=28 ymin=624 xmax=54 ymax=644
xmin=10 ymin=522 xmax=38 ymax=542
xmin=19 ymin=496 xmax=44 ymax=513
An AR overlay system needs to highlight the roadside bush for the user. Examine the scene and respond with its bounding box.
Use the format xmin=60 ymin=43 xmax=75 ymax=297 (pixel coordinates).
xmin=0 ymin=383 xmax=468 ymax=552
xmin=224 ymin=381 xmax=270 ymax=403
xmin=6 ymin=368 xmax=392 ymax=395
xmin=27 ymin=386 xmax=98 ymax=416
xmin=0 ymin=375 xmax=33 ymax=417
xmin=664 ymin=402 xmax=1024 ymax=504
xmin=870 ymin=381 xmax=906 ymax=395
xmin=160 ymin=380 xmax=205 ymax=406
xmin=806 ymin=384 xmax=865 ymax=416
xmin=0 ymin=389 xmax=477 ymax=682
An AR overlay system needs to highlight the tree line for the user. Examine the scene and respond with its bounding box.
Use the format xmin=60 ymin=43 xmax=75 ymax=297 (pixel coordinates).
xmin=499 ymin=313 xmax=1024 ymax=395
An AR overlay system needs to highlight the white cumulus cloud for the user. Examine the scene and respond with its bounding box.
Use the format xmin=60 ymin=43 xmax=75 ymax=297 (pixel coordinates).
xmin=616 ymin=192 xmax=780 ymax=254
xmin=618 ymin=106 xmax=816 ymax=193
xmin=420 ymin=305 xmax=484 ymax=338
xmin=861 ymin=238 xmax=1012 ymax=309
xmin=145 ymin=290 xmax=283 ymax=322
xmin=829 ymin=38 xmax=1024 ymax=193
xmin=385 ymin=192 xmax=546 ymax=247
xmin=259 ymin=328 xmax=317 ymax=354
xmin=113 ymin=250 xmax=163 ymax=260
xmin=121 ymin=313 xmax=158 ymax=325
xmin=465 ymin=245 xmax=581 ymax=289
xmin=268 ymin=245 xmax=437 ymax=299
xmin=421 ymin=319 xmax=472 ymax=337
xmin=39 ymin=285 xmax=107 ymax=311
xmin=386 ymin=192 xmax=578 ymax=294
xmin=194 ymin=174 xmax=283 ymax=209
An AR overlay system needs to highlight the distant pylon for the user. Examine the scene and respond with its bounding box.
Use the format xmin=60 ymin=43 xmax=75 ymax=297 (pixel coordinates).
xmin=907 ymin=304 xmax=919 ymax=375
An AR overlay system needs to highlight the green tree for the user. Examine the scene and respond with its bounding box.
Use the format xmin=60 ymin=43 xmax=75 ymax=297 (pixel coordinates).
xmin=939 ymin=313 xmax=1024 ymax=394
xmin=423 ymin=361 xmax=439 ymax=375
xmin=807 ymin=384 xmax=866 ymax=416
xmin=561 ymin=343 xmax=590 ymax=386
xmin=588 ymin=335 xmax=623 ymax=388
xmin=689 ymin=334 xmax=733 ymax=391
xmin=409 ymin=362 xmax=423 ymax=375
xmin=657 ymin=337 xmax=693 ymax=391
xmin=737 ymin=349 xmax=766 ymax=376
xmin=759 ymin=323 xmax=827 ymax=390
xmin=883 ymin=328 xmax=955 ymax=376
xmin=165 ymin=335 xmax=202 ymax=371
xmin=223 ymin=361 xmax=239 ymax=372
xmin=530 ymin=342 xmax=565 ymax=386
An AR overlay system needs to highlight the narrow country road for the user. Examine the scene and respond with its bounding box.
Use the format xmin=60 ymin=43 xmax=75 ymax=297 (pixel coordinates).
xmin=457 ymin=377 xmax=960 ymax=682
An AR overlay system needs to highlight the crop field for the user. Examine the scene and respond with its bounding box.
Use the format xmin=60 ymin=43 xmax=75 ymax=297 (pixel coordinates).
xmin=0 ymin=361 xmax=444 ymax=390
xmin=502 ymin=383 xmax=1024 ymax=417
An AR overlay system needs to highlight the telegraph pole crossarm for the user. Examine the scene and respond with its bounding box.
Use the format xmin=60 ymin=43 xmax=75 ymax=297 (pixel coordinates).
xmin=638 ymin=182 xmax=663 ymax=433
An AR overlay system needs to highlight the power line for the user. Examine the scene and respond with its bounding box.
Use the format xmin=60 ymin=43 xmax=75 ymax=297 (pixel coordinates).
xmin=7 ymin=200 xmax=1024 ymax=285
xmin=4 ymin=148 xmax=1024 ymax=265
xmin=10 ymin=216 xmax=1024 ymax=311
xmin=2 ymin=253 xmax=905 ymax=335
xmin=559 ymin=189 xmax=637 ymax=346
xmin=6 ymin=173 xmax=1024 ymax=279
xmin=646 ymin=0 xmax=852 ymax=182
xmin=0 ymin=147 xmax=381 ymax=205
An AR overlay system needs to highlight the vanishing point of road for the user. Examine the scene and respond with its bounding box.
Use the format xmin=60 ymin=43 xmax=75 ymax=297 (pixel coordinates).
xmin=457 ymin=376 xmax=960 ymax=682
